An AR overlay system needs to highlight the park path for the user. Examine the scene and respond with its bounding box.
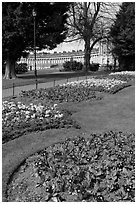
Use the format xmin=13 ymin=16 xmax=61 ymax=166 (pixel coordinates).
xmin=2 ymin=75 xmax=87 ymax=98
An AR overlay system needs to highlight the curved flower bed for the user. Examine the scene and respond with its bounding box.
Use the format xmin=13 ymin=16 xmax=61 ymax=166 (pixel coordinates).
xmin=60 ymin=78 xmax=129 ymax=94
xmin=109 ymin=71 xmax=135 ymax=76
xmin=2 ymin=101 xmax=80 ymax=144
xmin=20 ymin=84 xmax=101 ymax=102
xmin=20 ymin=77 xmax=130 ymax=102
xmin=109 ymin=71 xmax=135 ymax=82
xmin=7 ymin=131 xmax=135 ymax=202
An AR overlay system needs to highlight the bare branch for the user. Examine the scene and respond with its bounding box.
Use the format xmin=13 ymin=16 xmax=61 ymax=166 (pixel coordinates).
xmin=65 ymin=2 xmax=121 ymax=70
xmin=64 ymin=37 xmax=82 ymax=43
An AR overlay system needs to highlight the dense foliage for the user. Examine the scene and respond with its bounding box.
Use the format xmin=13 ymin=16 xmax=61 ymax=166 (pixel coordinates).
xmin=20 ymin=84 xmax=101 ymax=103
xmin=2 ymin=2 xmax=70 ymax=78
xmin=110 ymin=2 xmax=135 ymax=71
xmin=89 ymin=63 xmax=99 ymax=71
xmin=63 ymin=60 xmax=83 ymax=71
xmin=15 ymin=63 xmax=28 ymax=74
xmin=7 ymin=131 xmax=135 ymax=202
xmin=2 ymin=101 xmax=80 ymax=143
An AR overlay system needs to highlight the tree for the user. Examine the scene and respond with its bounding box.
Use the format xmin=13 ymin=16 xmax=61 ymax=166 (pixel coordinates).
xmin=66 ymin=2 xmax=120 ymax=72
xmin=2 ymin=2 xmax=70 ymax=79
xmin=110 ymin=2 xmax=135 ymax=71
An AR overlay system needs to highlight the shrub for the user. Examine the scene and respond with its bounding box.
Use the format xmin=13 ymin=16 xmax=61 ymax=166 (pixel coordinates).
xmin=99 ymin=64 xmax=113 ymax=72
xmin=15 ymin=63 xmax=28 ymax=74
xmin=118 ymin=56 xmax=135 ymax=71
xmin=89 ymin=63 xmax=99 ymax=71
xmin=63 ymin=60 xmax=83 ymax=71
xmin=50 ymin=64 xmax=58 ymax=68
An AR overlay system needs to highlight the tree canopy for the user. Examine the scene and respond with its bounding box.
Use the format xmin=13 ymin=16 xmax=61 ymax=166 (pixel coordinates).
xmin=2 ymin=2 xmax=70 ymax=79
xmin=66 ymin=2 xmax=119 ymax=72
xmin=110 ymin=2 xmax=135 ymax=71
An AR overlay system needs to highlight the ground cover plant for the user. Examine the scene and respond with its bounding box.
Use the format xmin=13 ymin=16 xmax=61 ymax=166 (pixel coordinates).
xmin=20 ymin=84 xmax=102 ymax=103
xmin=7 ymin=131 xmax=135 ymax=202
xmin=60 ymin=77 xmax=130 ymax=94
xmin=109 ymin=71 xmax=135 ymax=82
xmin=2 ymin=101 xmax=80 ymax=144
xmin=20 ymin=76 xmax=131 ymax=102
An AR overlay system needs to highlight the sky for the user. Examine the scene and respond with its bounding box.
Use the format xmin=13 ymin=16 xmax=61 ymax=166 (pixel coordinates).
xmin=49 ymin=40 xmax=85 ymax=53
xmin=42 ymin=2 xmax=121 ymax=54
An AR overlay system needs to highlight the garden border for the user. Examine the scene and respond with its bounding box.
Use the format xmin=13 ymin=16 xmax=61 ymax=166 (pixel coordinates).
xmin=3 ymin=82 xmax=135 ymax=201
xmin=2 ymin=128 xmax=84 ymax=201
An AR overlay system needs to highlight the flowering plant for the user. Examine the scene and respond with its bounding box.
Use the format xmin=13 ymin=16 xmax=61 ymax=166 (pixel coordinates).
xmin=7 ymin=131 xmax=135 ymax=202
xmin=109 ymin=71 xmax=135 ymax=82
xmin=20 ymin=76 xmax=130 ymax=102
xmin=2 ymin=101 xmax=80 ymax=143
xmin=59 ymin=77 xmax=131 ymax=94
xmin=20 ymin=84 xmax=101 ymax=102
xmin=61 ymin=77 xmax=127 ymax=91
xmin=109 ymin=71 xmax=135 ymax=76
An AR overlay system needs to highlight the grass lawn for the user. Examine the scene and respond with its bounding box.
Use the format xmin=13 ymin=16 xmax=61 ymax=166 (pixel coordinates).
xmin=2 ymin=69 xmax=111 ymax=89
xmin=2 ymin=73 xmax=135 ymax=201
xmin=66 ymin=85 xmax=135 ymax=134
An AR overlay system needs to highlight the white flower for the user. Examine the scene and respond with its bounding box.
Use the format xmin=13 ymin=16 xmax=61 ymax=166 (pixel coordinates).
xmin=26 ymin=115 xmax=30 ymax=119
xmin=45 ymin=110 xmax=51 ymax=115
xmin=25 ymin=111 xmax=30 ymax=115
xmin=31 ymin=114 xmax=36 ymax=119
xmin=2 ymin=101 xmax=64 ymax=128
xmin=54 ymin=104 xmax=57 ymax=107
xmin=44 ymin=114 xmax=50 ymax=118
xmin=58 ymin=113 xmax=63 ymax=118
xmin=109 ymin=71 xmax=135 ymax=76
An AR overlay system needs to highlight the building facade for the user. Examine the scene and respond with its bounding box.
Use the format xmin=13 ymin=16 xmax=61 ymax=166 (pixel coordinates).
xmin=20 ymin=42 xmax=113 ymax=70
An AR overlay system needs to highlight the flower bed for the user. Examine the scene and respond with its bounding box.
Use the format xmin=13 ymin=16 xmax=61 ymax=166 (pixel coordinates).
xmin=2 ymin=101 xmax=80 ymax=144
xmin=60 ymin=78 xmax=129 ymax=94
xmin=20 ymin=84 xmax=102 ymax=102
xmin=7 ymin=131 xmax=135 ymax=202
xmin=109 ymin=71 xmax=135 ymax=82
xmin=20 ymin=77 xmax=130 ymax=102
xmin=109 ymin=71 xmax=135 ymax=76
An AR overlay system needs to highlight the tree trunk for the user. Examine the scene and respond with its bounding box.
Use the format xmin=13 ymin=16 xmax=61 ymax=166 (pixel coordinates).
xmin=113 ymin=57 xmax=116 ymax=72
xmin=84 ymin=38 xmax=91 ymax=72
xmin=4 ymin=55 xmax=16 ymax=79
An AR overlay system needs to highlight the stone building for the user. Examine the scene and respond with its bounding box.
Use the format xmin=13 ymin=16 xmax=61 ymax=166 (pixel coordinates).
xmin=20 ymin=41 xmax=113 ymax=70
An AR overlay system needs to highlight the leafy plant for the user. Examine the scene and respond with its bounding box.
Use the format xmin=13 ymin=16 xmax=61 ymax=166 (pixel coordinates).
xmin=15 ymin=63 xmax=28 ymax=74
xmin=89 ymin=63 xmax=99 ymax=71
xmin=2 ymin=101 xmax=80 ymax=143
xmin=20 ymin=84 xmax=101 ymax=102
xmin=110 ymin=2 xmax=135 ymax=71
xmin=63 ymin=60 xmax=83 ymax=71
xmin=20 ymin=76 xmax=131 ymax=102
xmin=7 ymin=131 xmax=135 ymax=202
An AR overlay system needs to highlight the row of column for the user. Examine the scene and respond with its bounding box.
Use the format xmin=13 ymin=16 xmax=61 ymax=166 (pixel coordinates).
xmin=20 ymin=53 xmax=112 ymax=70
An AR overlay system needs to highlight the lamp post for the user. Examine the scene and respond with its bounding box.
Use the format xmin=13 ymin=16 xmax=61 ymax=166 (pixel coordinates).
xmin=32 ymin=9 xmax=37 ymax=89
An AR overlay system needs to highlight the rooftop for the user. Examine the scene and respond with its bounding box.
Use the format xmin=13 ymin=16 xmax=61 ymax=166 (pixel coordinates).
xmin=28 ymin=48 xmax=99 ymax=58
